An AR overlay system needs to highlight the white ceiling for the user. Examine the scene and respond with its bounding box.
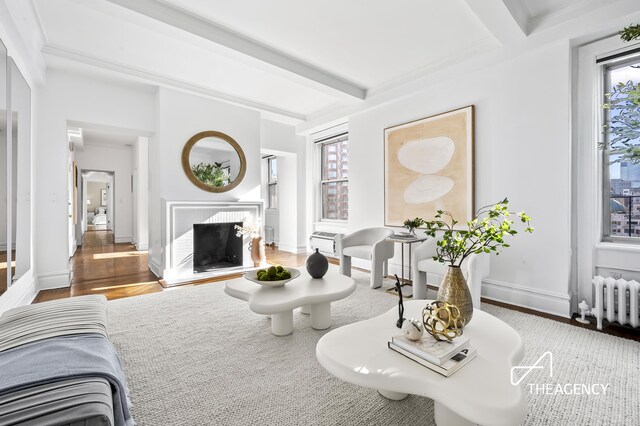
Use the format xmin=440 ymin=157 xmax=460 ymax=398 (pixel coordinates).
xmin=28 ymin=0 xmax=632 ymax=124
xmin=520 ymin=0 xmax=583 ymax=18
xmin=159 ymin=0 xmax=497 ymax=89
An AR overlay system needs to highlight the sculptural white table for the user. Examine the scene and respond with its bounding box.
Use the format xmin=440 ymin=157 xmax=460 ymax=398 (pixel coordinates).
xmin=316 ymin=300 xmax=527 ymax=426
xmin=224 ymin=270 xmax=356 ymax=336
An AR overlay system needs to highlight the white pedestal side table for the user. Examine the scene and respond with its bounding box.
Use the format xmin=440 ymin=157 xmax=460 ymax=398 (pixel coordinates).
xmin=224 ymin=269 xmax=356 ymax=336
xmin=316 ymin=300 xmax=527 ymax=426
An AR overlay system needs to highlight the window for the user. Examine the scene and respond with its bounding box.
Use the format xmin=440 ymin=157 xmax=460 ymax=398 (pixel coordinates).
xmin=319 ymin=134 xmax=348 ymax=220
xmin=267 ymin=157 xmax=278 ymax=209
xmin=602 ymin=51 xmax=640 ymax=240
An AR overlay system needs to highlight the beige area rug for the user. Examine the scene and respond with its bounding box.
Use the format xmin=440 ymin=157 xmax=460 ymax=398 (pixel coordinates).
xmin=107 ymin=268 xmax=640 ymax=425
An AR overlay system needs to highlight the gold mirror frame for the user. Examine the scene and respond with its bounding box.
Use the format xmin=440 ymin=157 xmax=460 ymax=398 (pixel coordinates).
xmin=181 ymin=131 xmax=247 ymax=193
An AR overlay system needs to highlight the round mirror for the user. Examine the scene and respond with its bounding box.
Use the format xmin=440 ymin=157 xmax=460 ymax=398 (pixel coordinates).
xmin=182 ymin=131 xmax=247 ymax=193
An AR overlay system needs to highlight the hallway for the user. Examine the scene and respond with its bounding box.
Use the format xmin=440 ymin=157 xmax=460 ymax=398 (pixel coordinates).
xmin=35 ymin=231 xmax=163 ymax=302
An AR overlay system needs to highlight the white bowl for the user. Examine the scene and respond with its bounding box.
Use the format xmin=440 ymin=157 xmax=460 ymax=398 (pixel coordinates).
xmin=244 ymin=268 xmax=300 ymax=288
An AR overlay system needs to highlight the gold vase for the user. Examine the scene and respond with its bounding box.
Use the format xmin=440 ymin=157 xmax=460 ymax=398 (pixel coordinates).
xmin=437 ymin=266 xmax=473 ymax=325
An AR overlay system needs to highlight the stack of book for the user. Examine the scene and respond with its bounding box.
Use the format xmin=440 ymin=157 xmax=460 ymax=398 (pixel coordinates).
xmin=388 ymin=334 xmax=477 ymax=377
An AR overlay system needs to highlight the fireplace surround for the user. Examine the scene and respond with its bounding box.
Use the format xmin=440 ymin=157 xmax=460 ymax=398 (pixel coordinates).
xmin=158 ymin=200 xmax=263 ymax=285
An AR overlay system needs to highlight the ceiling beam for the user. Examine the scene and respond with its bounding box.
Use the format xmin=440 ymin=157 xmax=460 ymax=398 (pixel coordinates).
xmin=463 ymin=0 xmax=528 ymax=46
xmin=105 ymin=0 xmax=366 ymax=100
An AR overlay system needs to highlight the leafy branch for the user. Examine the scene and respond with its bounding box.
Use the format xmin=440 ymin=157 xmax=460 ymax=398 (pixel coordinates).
xmin=601 ymin=81 xmax=640 ymax=163
xmin=422 ymin=198 xmax=533 ymax=267
xmin=620 ymin=24 xmax=640 ymax=42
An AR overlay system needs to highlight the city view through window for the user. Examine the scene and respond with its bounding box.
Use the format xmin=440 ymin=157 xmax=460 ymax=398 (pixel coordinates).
xmin=607 ymin=59 xmax=640 ymax=238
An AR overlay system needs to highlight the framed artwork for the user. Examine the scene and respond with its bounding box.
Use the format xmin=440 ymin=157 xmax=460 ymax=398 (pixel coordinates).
xmin=384 ymin=105 xmax=474 ymax=227
xmin=101 ymin=189 xmax=107 ymax=206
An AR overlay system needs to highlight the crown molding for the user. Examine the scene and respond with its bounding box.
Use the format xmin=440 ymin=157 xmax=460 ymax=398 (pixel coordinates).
xmin=42 ymin=44 xmax=307 ymax=122
xmin=104 ymin=0 xmax=366 ymax=100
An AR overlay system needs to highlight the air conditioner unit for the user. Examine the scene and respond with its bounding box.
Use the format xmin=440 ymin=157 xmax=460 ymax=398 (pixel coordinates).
xmin=309 ymin=232 xmax=340 ymax=256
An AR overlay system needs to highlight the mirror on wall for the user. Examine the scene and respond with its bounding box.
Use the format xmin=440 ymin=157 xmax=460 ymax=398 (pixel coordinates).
xmin=181 ymin=131 xmax=247 ymax=193
xmin=10 ymin=59 xmax=31 ymax=283
xmin=0 ymin=41 xmax=7 ymax=295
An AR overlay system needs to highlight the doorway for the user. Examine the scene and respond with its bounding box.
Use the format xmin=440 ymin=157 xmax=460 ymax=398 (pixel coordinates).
xmin=82 ymin=171 xmax=114 ymax=233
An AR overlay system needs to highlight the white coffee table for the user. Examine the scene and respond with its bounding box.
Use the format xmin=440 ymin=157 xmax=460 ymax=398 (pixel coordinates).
xmin=224 ymin=269 xmax=356 ymax=336
xmin=316 ymin=300 xmax=527 ymax=426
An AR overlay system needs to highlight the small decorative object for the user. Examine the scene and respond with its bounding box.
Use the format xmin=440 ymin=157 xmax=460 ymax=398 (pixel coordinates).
xmin=306 ymin=248 xmax=329 ymax=278
xmin=422 ymin=300 xmax=465 ymax=342
xmin=235 ymin=221 xmax=265 ymax=267
xmin=422 ymin=198 xmax=533 ymax=324
xmin=401 ymin=318 xmax=424 ymax=341
xmin=576 ymin=300 xmax=591 ymax=325
xmin=403 ymin=217 xmax=424 ymax=235
xmin=395 ymin=274 xmax=405 ymax=328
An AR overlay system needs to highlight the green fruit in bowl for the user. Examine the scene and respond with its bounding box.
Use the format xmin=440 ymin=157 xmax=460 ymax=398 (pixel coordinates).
xmin=267 ymin=266 xmax=277 ymax=277
xmin=276 ymin=265 xmax=284 ymax=273
xmin=280 ymin=271 xmax=291 ymax=279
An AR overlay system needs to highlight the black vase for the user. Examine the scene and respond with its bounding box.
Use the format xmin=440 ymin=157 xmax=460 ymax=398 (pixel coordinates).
xmin=306 ymin=248 xmax=329 ymax=278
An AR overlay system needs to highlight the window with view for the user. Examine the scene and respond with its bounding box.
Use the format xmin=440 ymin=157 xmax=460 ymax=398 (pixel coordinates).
xmin=319 ymin=134 xmax=348 ymax=220
xmin=603 ymin=51 xmax=640 ymax=239
xmin=267 ymin=157 xmax=277 ymax=209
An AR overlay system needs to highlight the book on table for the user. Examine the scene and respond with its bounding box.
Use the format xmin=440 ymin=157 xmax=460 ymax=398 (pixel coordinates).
xmin=388 ymin=343 xmax=477 ymax=377
xmin=391 ymin=334 xmax=470 ymax=366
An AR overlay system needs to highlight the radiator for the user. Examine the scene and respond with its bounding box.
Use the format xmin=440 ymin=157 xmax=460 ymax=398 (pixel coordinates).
xmin=592 ymin=276 xmax=640 ymax=330
xmin=309 ymin=232 xmax=340 ymax=256
xmin=264 ymin=226 xmax=275 ymax=245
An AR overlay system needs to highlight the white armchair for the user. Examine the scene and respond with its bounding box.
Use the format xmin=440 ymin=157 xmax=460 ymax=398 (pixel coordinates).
xmin=336 ymin=227 xmax=395 ymax=289
xmin=411 ymin=238 xmax=490 ymax=308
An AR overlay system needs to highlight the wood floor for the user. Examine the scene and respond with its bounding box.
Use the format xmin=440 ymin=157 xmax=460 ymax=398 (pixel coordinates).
xmin=33 ymin=230 xmax=640 ymax=341
xmin=33 ymin=230 xmax=309 ymax=303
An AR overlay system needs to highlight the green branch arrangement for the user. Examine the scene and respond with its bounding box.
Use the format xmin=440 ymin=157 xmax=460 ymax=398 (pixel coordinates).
xmin=403 ymin=217 xmax=425 ymax=230
xmin=601 ymin=81 xmax=640 ymax=163
xmin=620 ymin=24 xmax=640 ymax=42
xmin=191 ymin=162 xmax=228 ymax=187
xmin=422 ymin=198 xmax=533 ymax=267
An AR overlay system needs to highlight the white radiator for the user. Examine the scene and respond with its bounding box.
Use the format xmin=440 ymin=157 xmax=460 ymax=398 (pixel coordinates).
xmin=592 ymin=276 xmax=640 ymax=330
xmin=309 ymin=232 xmax=340 ymax=256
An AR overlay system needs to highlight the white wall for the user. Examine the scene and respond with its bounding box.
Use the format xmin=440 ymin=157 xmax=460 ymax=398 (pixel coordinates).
xmin=133 ymin=136 xmax=149 ymax=250
xmin=149 ymin=87 xmax=262 ymax=273
xmin=75 ymin=143 xmax=133 ymax=243
xmin=311 ymin=41 xmax=573 ymax=316
xmin=36 ymin=71 xmax=154 ymax=289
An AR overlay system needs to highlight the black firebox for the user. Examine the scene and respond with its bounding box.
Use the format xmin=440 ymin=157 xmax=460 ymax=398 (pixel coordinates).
xmin=193 ymin=222 xmax=243 ymax=273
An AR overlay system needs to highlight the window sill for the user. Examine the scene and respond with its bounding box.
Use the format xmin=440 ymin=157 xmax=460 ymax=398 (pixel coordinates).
xmin=595 ymin=241 xmax=640 ymax=253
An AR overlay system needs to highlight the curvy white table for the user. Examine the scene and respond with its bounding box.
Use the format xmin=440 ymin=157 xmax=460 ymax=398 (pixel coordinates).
xmin=224 ymin=270 xmax=356 ymax=336
xmin=316 ymin=300 xmax=527 ymax=426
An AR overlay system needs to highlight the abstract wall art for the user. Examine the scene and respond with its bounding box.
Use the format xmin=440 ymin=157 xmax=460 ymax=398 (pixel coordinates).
xmin=384 ymin=106 xmax=474 ymax=227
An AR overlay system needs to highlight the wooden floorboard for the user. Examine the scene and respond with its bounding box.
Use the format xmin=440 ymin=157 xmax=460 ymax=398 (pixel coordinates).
xmin=32 ymin=231 xmax=640 ymax=341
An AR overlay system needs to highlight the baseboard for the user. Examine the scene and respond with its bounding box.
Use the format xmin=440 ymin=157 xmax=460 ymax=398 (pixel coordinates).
xmin=149 ymin=257 xmax=162 ymax=278
xmin=115 ymin=236 xmax=132 ymax=244
xmin=37 ymin=271 xmax=71 ymax=290
xmin=135 ymin=242 xmax=149 ymax=251
xmin=481 ymin=278 xmax=571 ymax=318
xmin=0 ymin=273 xmax=37 ymax=314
